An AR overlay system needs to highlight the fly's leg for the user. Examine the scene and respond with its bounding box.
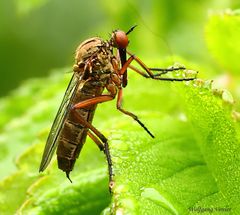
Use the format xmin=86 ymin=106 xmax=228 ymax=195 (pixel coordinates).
xmin=111 ymin=58 xmax=155 ymax=138
xmin=116 ymin=87 xmax=155 ymax=138
xmin=149 ymin=66 xmax=186 ymax=75
xmin=119 ymin=50 xmax=196 ymax=81
xmin=71 ymin=94 xmax=116 ymax=189
xmin=130 ymin=65 xmax=187 ymax=77
xmin=87 ymin=130 xmax=104 ymax=151
xmin=128 ymin=65 xmax=196 ymax=81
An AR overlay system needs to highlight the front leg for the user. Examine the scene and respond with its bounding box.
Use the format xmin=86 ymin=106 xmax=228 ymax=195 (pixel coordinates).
xmin=116 ymin=88 xmax=155 ymax=138
xmin=121 ymin=50 xmax=197 ymax=81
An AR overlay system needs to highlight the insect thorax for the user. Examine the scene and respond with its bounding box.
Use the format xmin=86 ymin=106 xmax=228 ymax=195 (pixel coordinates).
xmin=74 ymin=37 xmax=116 ymax=77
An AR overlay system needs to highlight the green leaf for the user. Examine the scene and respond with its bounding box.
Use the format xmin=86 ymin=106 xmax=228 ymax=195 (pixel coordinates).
xmin=0 ymin=71 xmax=111 ymax=214
xmin=21 ymin=168 xmax=110 ymax=215
xmin=0 ymin=65 xmax=239 ymax=214
xmin=178 ymin=81 xmax=240 ymax=209
xmin=205 ymin=10 xmax=240 ymax=74
xmin=108 ymin=79 xmax=240 ymax=214
xmin=0 ymin=70 xmax=69 ymax=179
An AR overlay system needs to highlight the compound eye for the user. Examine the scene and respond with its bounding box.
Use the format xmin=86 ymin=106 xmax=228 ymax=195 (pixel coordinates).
xmin=114 ymin=30 xmax=129 ymax=49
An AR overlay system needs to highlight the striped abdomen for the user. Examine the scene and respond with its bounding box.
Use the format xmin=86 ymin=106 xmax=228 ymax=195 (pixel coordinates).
xmin=56 ymin=79 xmax=104 ymax=173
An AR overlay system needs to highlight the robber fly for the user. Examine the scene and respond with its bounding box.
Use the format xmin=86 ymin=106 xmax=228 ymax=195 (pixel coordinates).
xmin=39 ymin=25 xmax=196 ymax=187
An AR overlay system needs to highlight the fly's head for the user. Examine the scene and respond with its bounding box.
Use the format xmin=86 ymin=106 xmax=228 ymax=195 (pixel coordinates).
xmin=110 ymin=30 xmax=129 ymax=49
xmin=109 ymin=25 xmax=137 ymax=50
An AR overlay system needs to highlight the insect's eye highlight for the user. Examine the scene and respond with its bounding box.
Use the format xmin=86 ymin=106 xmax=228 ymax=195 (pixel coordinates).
xmin=112 ymin=30 xmax=129 ymax=49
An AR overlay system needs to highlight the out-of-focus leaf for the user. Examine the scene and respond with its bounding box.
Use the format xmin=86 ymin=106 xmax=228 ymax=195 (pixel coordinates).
xmin=0 ymin=70 xmax=69 ymax=179
xmin=0 ymin=70 xmax=111 ymax=214
xmin=16 ymin=0 xmax=50 ymax=15
xmin=205 ymin=10 xmax=240 ymax=74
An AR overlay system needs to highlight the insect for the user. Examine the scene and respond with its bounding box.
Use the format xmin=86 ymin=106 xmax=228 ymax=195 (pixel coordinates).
xmin=39 ymin=25 xmax=196 ymax=187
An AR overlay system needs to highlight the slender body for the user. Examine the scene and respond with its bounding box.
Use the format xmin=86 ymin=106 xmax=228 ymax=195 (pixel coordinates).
xmin=39 ymin=37 xmax=120 ymax=180
xmin=57 ymin=38 xmax=117 ymax=175
xmin=39 ymin=26 xmax=196 ymax=186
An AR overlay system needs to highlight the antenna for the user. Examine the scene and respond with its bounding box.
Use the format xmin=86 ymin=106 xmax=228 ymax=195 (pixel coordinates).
xmin=126 ymin=24 xmax=137 ymax=35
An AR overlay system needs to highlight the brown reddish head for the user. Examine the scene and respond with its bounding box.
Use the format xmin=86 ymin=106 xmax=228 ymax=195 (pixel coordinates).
xmin=110 ymin=25 xmax=137 ymax=49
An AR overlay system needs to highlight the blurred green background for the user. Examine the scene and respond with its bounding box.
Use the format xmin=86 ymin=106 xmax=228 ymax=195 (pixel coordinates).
xmin=0 ymin=0 xmax=239 ymax=97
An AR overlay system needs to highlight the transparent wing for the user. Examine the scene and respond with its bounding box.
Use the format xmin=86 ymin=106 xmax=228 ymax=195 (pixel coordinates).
xmin=39 ymin=73 xmax=80 ymax=171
